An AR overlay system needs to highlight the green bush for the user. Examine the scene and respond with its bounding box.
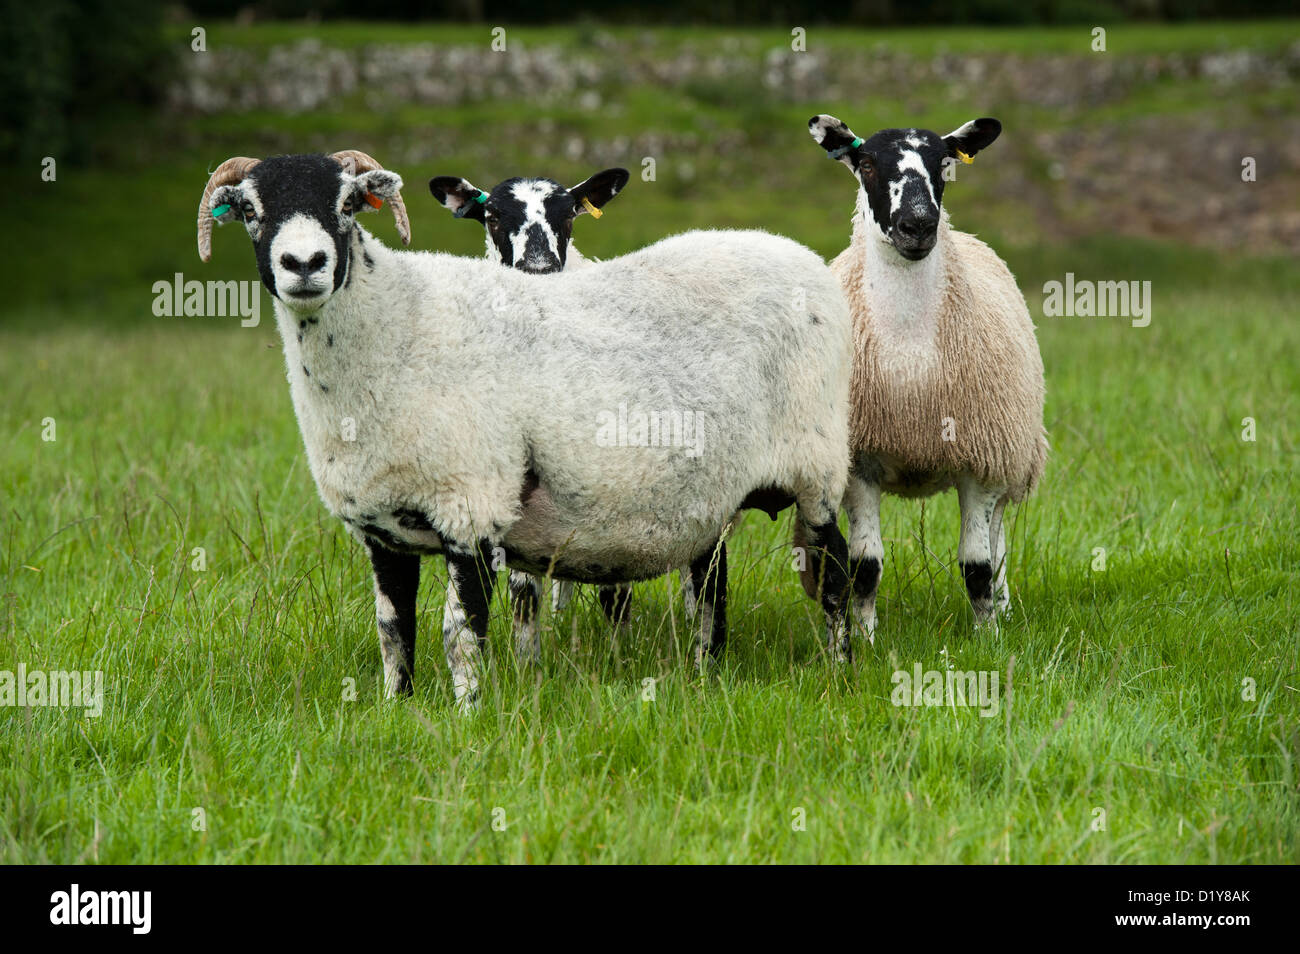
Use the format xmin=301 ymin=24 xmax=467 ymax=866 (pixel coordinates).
xmin=0 ymin=0 xmax=172 ymax=164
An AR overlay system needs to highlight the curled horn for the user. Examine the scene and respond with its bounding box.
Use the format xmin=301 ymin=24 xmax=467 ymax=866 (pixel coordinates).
xmin=196 ymin=157 xmax=261 ymax=262
xmin=330 ymin=149 xmax=411 ymax=247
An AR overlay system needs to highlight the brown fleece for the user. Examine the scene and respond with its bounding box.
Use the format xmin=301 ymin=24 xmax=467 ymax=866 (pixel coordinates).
xmin=832 ymin=216 xmax=1048 ymax=501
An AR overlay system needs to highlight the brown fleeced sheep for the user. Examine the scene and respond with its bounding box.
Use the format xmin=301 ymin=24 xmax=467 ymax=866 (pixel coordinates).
xmin=802 ymin=113 xmax=1048 ymax=642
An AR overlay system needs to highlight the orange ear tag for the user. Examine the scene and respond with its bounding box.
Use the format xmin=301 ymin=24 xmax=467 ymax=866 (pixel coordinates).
xmin=364 ymin=192 xmax=384 ymax=209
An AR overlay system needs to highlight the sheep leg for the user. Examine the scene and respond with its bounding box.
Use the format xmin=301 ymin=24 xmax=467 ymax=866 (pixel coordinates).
xmin=689 ymin=540 xmax=727 ymax=669
xmin=442 ymin=542 xmax=496 ymax=709
xmin=798 ymin=513 xmax=852 ymax=662
xmin=680 ymin=568 xmax=697 ymax=619
xmin=508 ymin=570 xmax=541 ymax=664
xmin=957 ymin=476 xmax=1004 ymax=629
xmin=989 ymin=495 xmax=1010 ymax=618
xmin=843 ymin=474 xmax=883 ymax=644
xmin=597 ymin=584 xmax=633 ymax=627
xmin=366 ymin=542 xmax=421 ymax=698
xmin=551 ymin=579 xmax=574 ymax=613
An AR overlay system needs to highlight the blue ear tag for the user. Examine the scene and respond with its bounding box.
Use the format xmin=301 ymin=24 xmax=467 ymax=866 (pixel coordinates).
xmin=827 ymin=137 xmax=864 ymax=160
xmin=211 ymin=203 xmax=231 ymax=218
xmin=453 ymin=191 xmax=487 ymax=218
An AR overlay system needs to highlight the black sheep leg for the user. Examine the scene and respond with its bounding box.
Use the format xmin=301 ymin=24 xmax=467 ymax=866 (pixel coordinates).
xmin=689 ymin=540 xmax=728 ymax=668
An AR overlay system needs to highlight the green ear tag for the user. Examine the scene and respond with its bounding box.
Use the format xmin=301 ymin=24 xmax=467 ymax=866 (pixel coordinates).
xmin=455 ymin=192 xmax=489 ymax=218
xmin=826 ymin=137 xmax=866 ymax=161
xmin=211 ymin=203 xmax=231 ymax=218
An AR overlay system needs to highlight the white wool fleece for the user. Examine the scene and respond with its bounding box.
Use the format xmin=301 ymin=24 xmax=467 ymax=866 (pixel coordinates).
xmin=276 ymin=227 xmax=851 ymax=580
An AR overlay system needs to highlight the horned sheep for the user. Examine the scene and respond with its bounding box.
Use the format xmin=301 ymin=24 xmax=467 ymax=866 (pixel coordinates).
xmin=196 ymin=150 xmax=855 ymax=706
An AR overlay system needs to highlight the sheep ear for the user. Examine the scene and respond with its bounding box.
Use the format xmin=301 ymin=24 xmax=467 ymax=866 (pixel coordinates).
xmin=208 ymin=185 xmax=243 ymax=225
xmin=943 ymin=118 xmax=1001 ymax=163
xmin=353 ymin=169 xmax=403 ymax=206
xmin=429 ymin=176 xmax=487 ymax=222
xmin=570 ymin=168 xmax=629 ymax=216
xmin=808 ymin=114 xmax=865 ymax=173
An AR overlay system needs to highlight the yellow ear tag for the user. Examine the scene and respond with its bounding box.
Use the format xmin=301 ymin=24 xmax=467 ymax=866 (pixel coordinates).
xmin=581 ymin=197 xmax=603 ymax=219
xmin=956 ymin=149 xmax=974 ymax=165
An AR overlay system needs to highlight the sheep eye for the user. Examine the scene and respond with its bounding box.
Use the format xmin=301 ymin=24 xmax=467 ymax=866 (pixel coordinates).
xmin=242 ymin=204 xmax=256 ymax=222
xmin=342 ymin=199 xmax=354 ymax=214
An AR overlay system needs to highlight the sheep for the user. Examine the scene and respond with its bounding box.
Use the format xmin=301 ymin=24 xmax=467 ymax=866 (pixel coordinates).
xmin=196 ymin=150 xmax=855 ymax=707
xmin=428 ymin=167 xmax=643 ymax=652
xmin=803 ymin=114 xmax=1048 ymax=642
xmin=428 ymin=168 xmax=628 ymax=275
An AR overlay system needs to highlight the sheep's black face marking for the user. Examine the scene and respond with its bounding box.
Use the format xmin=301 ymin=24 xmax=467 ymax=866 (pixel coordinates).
xmin=212 ymin=153 xmax=401 ymax=310
xmin=853 ymin=129 xmax=947 ymax=260
xmin=484 ymin=178 xmax=572 ymax=274
xmin=242 ymin=155 xmax=354 ymax=302
xmin=430 ymin=168 xmax=629 ymax=274
xmin=810 ymin=115 xmax=1001 ymax=262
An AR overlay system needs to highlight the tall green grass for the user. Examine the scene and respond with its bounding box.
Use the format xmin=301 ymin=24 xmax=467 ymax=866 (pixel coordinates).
xmin=1 ymin=254 xmax=1295 ymax=862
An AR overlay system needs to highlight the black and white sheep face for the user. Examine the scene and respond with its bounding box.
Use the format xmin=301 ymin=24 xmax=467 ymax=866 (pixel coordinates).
xmin=209 ymin=154 xmax=403 ymax=310
xmin=429 ymin=168 xmax=629 ymax=274
xmin=809 ymin=114 xmax=1001 ymax=261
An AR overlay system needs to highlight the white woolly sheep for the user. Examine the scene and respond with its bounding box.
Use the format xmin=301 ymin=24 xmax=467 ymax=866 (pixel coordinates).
xmin=804 ymin=114 xmax=1048 ymax=641
xmin=197 ymin=150 xmax=854 ymax=706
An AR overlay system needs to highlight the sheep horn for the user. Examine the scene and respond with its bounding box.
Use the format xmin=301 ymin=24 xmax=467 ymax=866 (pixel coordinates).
xmin=197 ymin=157 xmax=261 ymax=262
xmin=330 ymin=149 xmax=411 ymax=247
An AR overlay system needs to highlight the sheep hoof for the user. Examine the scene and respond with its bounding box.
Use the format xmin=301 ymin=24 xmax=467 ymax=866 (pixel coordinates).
xmin=693 ymin=646 xmax=721 ymax=676
xmin=382 ymin=671 xmax=413 ymax=699
xmin=852 ymin=614 xmax=877 ymax=646
xmin=551 ymin=580 xmax=573 ymax=613
xmin=826 ymin=620 xmax=853 ymax=663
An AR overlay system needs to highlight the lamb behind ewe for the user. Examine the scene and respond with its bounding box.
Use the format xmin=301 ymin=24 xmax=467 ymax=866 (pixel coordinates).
xmin=197 ymin=150 xmax=854 ymax=707
xmin=804 ymin=114 xmax=1048 ymax=642
xmin=428 ymin=167 xmax=646 ymax=650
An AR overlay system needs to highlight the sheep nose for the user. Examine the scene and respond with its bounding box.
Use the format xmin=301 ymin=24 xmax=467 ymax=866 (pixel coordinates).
xmin=518 ymin=226 xmax=560 ymax=274
xmin=895 ymin=216 xmax=935 ymax=240
xmin=280 ymin=251 xmax=328 ymax=276
xmin=520 ymin=257 xmax=560 ymax=275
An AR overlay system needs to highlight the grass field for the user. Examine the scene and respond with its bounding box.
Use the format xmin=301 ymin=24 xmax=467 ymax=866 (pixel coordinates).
xmin=1 ymin=21 xmax=1297 ymax=863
